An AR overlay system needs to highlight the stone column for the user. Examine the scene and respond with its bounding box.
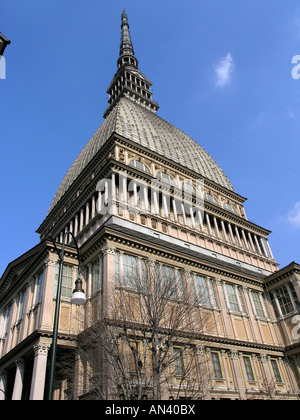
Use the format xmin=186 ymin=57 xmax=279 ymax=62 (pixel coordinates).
xmin=259 ymin=354 xmax=273 ymax=392
xmin=73 ymin=352 xmax=83 ymax=400
xmin=229 ymin=350 xmax=246 ymax=400
xmin=91 ymin=194 xmax=96 ymax=219
xmin=0 ymin=370 xmax=7 ymax=401
xmin=247 ymin=232 xmax=256 ymax=253
xmin=39 ymin=255 xmax=57 ymax=330
xmin=101 ymin=244 xmax=116 ymax=317
xmin=30 ymin=341 xmax=51 ymax=400
xmin=80 ymin=208 xmax=84 ymax=231
xmin=85 ymin=201 xmax=90 ymax=225
xmin=12 ymin=358 xmax=25 ymax=400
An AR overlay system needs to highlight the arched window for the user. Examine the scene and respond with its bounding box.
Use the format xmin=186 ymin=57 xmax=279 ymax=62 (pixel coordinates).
xmin=204 ymin=192 xmax=218 ymax=205
xmin=156 ymin=171 xmax=176 ymax=186
xmin=182 ymin=180 xmax=195 ymax=194
xmin=129 ymin=159 xmax=150 ymax=173
xmin=223 ymin=202 xmax=237 ymax=214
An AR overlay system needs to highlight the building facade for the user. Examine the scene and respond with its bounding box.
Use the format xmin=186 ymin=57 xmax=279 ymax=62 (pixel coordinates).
xmin=0 ymin=11 xmax=300 ymax=400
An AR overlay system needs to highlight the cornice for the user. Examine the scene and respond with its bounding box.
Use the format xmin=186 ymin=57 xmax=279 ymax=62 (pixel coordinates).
xmin=36 ymin=133 xmax=116 ymax=236
xmin=264 ymin=262 xmax=300 ymax=288
xmin=0 ymin=241 xmax=80 ymax=307
xmin=108 ymin=156 xmax=270 ymax=237
xmin=79 ymin=221 xmax=267 ymax=287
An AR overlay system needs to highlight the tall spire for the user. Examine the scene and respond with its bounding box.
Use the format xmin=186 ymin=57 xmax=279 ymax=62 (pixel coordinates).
xmin=118 ymin=9 xmax=138 ymax=69
xmin=103 ymin=10 xmax=159 ymax=118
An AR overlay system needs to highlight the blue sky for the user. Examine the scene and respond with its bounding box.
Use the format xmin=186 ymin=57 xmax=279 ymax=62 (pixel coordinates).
xmin=1 ymin=0 xmax=300 ymax=276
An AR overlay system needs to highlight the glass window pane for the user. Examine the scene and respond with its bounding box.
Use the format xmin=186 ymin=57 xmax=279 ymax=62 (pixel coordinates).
xmin=211 ymin=352 xmax=223 ymax=379
xmin=225 ymin=284 xmax=239 ymax=312
xmin=271 ymin=359 xmax=282 ymax=383
xmin=251 ymin=291 xmax=265 ymax=318
xmin=243 ymin=356 xmax=255 ymax=381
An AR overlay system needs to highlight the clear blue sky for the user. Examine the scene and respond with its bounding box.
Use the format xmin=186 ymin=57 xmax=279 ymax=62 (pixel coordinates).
xmin=1 ymin=0 xmax=300 ymax=276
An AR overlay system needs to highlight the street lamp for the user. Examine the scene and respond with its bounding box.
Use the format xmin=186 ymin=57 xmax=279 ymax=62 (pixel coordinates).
xmin=47 ymin=231 xmax=86 ymax=400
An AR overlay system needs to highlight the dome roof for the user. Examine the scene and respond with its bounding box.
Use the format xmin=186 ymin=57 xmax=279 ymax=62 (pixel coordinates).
xmin=48 ymin=98 xmax=234 ymax=214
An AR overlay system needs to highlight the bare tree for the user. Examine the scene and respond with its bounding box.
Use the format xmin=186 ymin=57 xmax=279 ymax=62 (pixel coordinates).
xmin=247 ymin=378 xmax=287 ymax=401
xmin=75 ymin=259 xmax=217 ymax=400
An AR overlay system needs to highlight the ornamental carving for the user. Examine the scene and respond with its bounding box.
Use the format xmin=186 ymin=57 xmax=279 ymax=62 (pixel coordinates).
xmin=101 ymin=244 xmax=116 ymax=256
xmin=290 ymin=276 xmax=300 ymax=287
xmin=229 ymin=350 xmax=239 ymax=360
xmin=33 ymin=342 xmax=51 ymax=356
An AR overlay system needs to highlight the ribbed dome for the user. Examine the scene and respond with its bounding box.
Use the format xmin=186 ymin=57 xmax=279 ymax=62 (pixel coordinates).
xmin=48 ymin=98 xmax=234 ymax=214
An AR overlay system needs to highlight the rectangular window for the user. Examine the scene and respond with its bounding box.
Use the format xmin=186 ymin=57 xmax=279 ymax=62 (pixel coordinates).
xmin=35 ymin=272 xmax=44 ymax=305
xmin=173 ymin=347 xmax=185 ymax=377
xmin=123 ymin=253 xmax=138 ymax=288
xmin=91 ymin=260 xmax=100 ymax=294
xmin=225 ymin=284 xmax=240 ymax=312
xmin=276 ymin=285 xmax=293 ymax=315
xmin=192 ymin=276 xmax=217 ymax=307
xmin=271 ymin=359 xmax=283 ymax=383
xmin=177 ymin=270 xmax=184 ymax=299
xmin=193 ymin=276 xmax=210 ymax=306
xmin=260 ymin=238 xmax=273 ymax=259
xmin=290 ymin=283 xmax=300 ymax=311
xmin=243 ymin=356 xmax=255 ymax=381
xmin=161 ymin=265 xmax=176 ymax=297
xmin=19 ymin=290 xmax=27 ymax=320
xmin=54 ymin=264 xmax=73 ymax=299
xmin=211 ymin=352 xmax=223 ymax=379
xmin=251 ymin=291 xmax=265 ymax=318
xmin=114 ymin=251 xmax=120 ymax=285
xmin=5 ymin=304 xmax=13 ymax=334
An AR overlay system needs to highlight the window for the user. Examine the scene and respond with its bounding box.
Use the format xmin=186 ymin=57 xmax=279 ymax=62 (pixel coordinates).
xmin=182 ymin=180 xmax=195 ymax=194
xmin=123 ymin=254 xmax=138 ymax=288
xmin=177 ymin=270 xmax=184 ymax=299
xmin=291 ymin=283 xmax=300 ymax=311
xmin=271 ymin=359 xmax=283 ymax=383
xmin=91 ymin=260 xmax=101 ymax=294
xmin=19 ymin=290 xmax=27 ymax=320
xmin=160 ymin=265 xmax=176 ymax=297
xmin=173 ymin=347 xmax=185 ymax=377
xmin=194 ymin=276 xmax=210 ymax=306
xmin=204 ymin=193 xmax=218 ymax=205
xmin=35 ymin=272 xmax=44 ymax=305
xmin=4 ymin=304 xmax=12 ymax=335
xmin=237 ymin=288 xmax=246 ymax=313
xmin=225 ymin=284 xmax=240 ymax=312
xmin=193 ymin=276 xmax=217 ymax=307
xmin=260 ymin=238 xmax=273 ymax=259
xmin=223 ymin=202 xmax=237 ymax=214
xmin=243 ymin=356 xmax=255 ymax=381
xmin=275 ymin=285 xmax=294 ymax=316
xmin=251 ymin=291 xmax=267 ymax=318
xmin=156 ymin=171 xmax=176 ymax=186
xmin=54 ymin=264 xmax=73 ymax=299
xmin=114 ymin=252 xmax=141 ymax=289
xmin=115 ymin=251 xmax=120 ymax=285
xmin=211 ymin=352 xmax=223 ymax=379
xmin=129 ymin=159 xmax=150 ymax=173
